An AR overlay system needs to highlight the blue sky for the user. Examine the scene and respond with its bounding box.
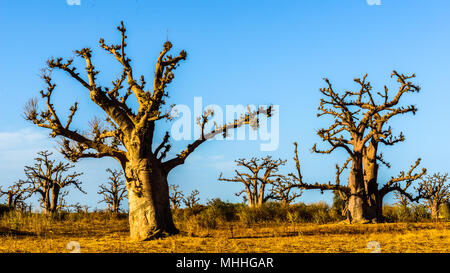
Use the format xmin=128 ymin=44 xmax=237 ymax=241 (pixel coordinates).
xmin=1 ymin=0 xmax=449 ymax=210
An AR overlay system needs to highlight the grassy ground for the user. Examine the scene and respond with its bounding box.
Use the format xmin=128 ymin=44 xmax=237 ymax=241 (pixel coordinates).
xmin=0 ymin=212 xmax=448 ymax=253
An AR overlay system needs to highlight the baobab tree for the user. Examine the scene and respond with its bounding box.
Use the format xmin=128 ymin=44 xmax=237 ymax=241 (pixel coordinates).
xmin=23 ymin=151 xmax=84 ymax=213
xmin=219 ymin=156 xmax=286 ymax=207
xmin=169 ymin=184 xmax=184 ymax=209
xmin=69 ymin=202 xmax=90 ymax=213
xmin=417 ymin=173 xmax=450 ymax=219
xmin=24 ymin=22 xmax=272 ymax=240
xmin=267 ymin=177 xmax=302 ymax=205
xmin=290 ymin=72 xmax=426 ymax=223
xmin=394 ymin=190 xmax=410 ymax=210
xmin=183 ymin=189 xmax=201 ymax=208
xmin=0 ymin=180 xmax=29 ymax=209
xmin=98 ymin=168 xmax=127 ymax=213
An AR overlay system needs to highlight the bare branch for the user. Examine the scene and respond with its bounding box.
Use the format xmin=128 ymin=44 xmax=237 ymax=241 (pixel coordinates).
xmin=163 ymin=105 xmax=273 ymax=173
xmin=380 ymin=158 xmax=427 ymax=201
xmin=97 ymin=168 xmax=127 ymax=213
xmin=289 ymin=142 xmax=350 ymax=195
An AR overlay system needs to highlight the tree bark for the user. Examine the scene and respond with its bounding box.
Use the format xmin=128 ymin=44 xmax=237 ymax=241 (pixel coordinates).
xmin=256 ymin=183 xmax=266 ymax=207
xmin=245 ymin=186 xmax=255 ymax=208
xmin=363 ymin=143 xmax=383 ymax=222
xmin=43 ymin=190 xmax=51 ymax=214
xmin=112 ymin=202 xmax=119 ymax=213
xmin=431 ymin=201 xmax=439 ymax=219
xmin=50 ymin=186 xmax=60 ymax=213
xmin=7 ymin=194 xmax=13 ymax=208
xmin=125 ymin=157 xmax=178 ymax=240
xmin=347 ymin=156 xmax=371 ymax=223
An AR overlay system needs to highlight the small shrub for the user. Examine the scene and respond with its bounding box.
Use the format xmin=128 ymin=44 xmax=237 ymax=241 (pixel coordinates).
xmin=184 ymin=204 xmax=206 ymax=218
xmin=206 ymin=198 xmax=239 ymax=222
xmin=287 ymin=203 xmax=312 ymax=223
xmin=172 ymin=208 xmax=184 ymax=222
xmin=196 ymin=209 xmax=218 ymax=229
xmin=411 ymin=204 xmax=430 ymax=222
xmin=383 ymin=204 xmax=431 ymax=223
xmin=237 ymin=206 xmax=268 ymax=226
xmin=0 ymin=204 xmax=13 ymax=217
xmin=382 ymin=205 xmax=398 ymax=223
xmin=439 ymin=203 xmax=450 ymax=220
xmin=237 ymin=202 xmax=285 ymax=226
xmin=308 ymin=202 xmax=332 ymax=224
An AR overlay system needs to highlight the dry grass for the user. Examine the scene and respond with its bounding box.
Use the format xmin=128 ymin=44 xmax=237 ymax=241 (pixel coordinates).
xmin=0 ymin=212 xmax=448 ymax=253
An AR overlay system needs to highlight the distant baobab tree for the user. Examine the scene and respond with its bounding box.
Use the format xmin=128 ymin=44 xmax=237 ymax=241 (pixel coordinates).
xmin=98 ymin=168 xmax=127 ymax=213
xmin=268 ymin=177 xmax=302 ymax=205
xmin=0 ymin=180 xmax=29 ymax=209
xmin=69 ymin=202 xmax=90 ymax=213
xmin=219 ymin=156 xmax=286 ymax=207
xmin=23 ymin=151 xmax=84 ymax=213
xmin=394 ymin=190 xmax=410 ymax=209
xmin=183 ymin=189 xmax=200 ymax=208
xmin=24 ymin=21 xmax=272 ymax=240
xmin=290 ymin=72 xmax=426 ymax=223
xmin=169 ymin=184 xmax=184 ymax=209
xmin=417 ymin=173 xmax=450 ymax=219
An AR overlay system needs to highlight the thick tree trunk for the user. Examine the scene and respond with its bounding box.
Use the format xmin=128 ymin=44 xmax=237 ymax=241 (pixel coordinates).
xmin=50 ymin=186 xmax=60 ymax=213
xmin=247 ymin=194 xmax=257 ymax=208
xmin=112 ymin=202 xmax=119 ymax=213
xmin=43 ymin=190 xmax=51 ymax=214
xmin=257 ymin=184 xmax=265 ymax=207
xmin=7 ymin=194 xmax=13 ymax=208
xmin=125 ymin=157 xmax=178 ymax=240
xmin=430 ymin=201 xmax=440 ymax=219
xmin=363 ymin=145 xmax=383 ymax=222
xmin=245 ymin=187 xmax=254 ymax=208
xmin=347 ymin=156 xmax=372 ymax=223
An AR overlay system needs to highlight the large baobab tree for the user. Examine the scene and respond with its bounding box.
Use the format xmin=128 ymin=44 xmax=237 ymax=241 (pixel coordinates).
xmin=290 ymin=72 xmax=426 ymax=223
xmin=98 ymin=168 xmax=127 ymax=213
xmin=417 ymin=173 xmax=450 ymax=219
xmin=24 ymin=151 xmax=84 ymax=213
xmin=25 ymin=22 xmax=271 ymax=240
xmin=0 ymin=180 xmax=29 ymax=209
xmin=219 ymin=156 xmax=286 ymax=207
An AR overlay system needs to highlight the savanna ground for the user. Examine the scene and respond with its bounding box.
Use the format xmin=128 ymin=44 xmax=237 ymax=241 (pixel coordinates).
xmin=0 ymin=204 xmax=448 ymax=253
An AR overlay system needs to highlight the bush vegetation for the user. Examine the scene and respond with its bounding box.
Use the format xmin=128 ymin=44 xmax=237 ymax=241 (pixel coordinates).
xmin=1 ymin=198 xmax=445 ymax=236
xmin=168 ymin=198 xmax=441 ymax=231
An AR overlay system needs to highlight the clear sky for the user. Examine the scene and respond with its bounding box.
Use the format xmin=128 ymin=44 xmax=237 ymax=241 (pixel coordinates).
xmin=1 ymin=0 xmax=449 ymax=211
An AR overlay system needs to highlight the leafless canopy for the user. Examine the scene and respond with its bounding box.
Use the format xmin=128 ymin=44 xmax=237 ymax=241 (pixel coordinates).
xmin=313 ymin=72 xmax=419 ymax=156
xmin=24 ymin=21 xmax=272 ymax=174
xmin=169 ymin=184 xmax=184 ymax=209
xmin=23 ymin=150 xmax=84 ymax=213
xmin=379 ymin=158 xmax=426 ymax=201
xmin=183 ymin=189 xmax=200 ymax=208
xmin=0 ymin=180 xmax=30 ymax=209
xmin=393 ymin=191 xmax=409 ymax=208
xmin=289 ymin=142 xmax=351 ymax=195
xmin=267 ymin=176 xmax=302 ymax=205
xmin=416 ymin=173 xmax=450 ymax=218
xmin=97 ymin=168 xmax=127 ymax=213
xmin=219 ymin=156 xmax=287 ymax=207
xmin=290 ymin=72 xmax=426 ymax=199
